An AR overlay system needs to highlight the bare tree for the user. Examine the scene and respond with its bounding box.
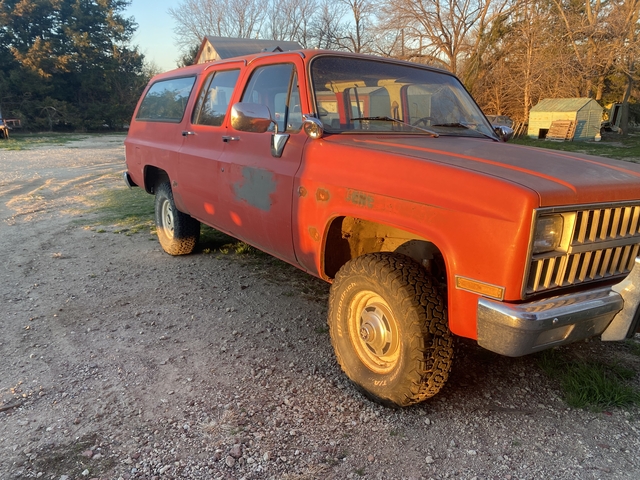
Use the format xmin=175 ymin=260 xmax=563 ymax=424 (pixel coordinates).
xmin=334 ymin=0 xmax=376 ymax=53
xmin=308 ymin=0 xmax=347 ymax=49
xmin=610 ymin=0 xmax=640 ymax=134
xmin=169 ymin=0 xmax=268 ymax=54
xmin=380 ymin=0 xmax=511 ymax=74
xmin=229 ymin=0 xmax=269 ymax=38
xmin=265 ymin=0 xmax=318 ymax=47
xmin=472 ymin=0 xmax=577 ymax=125
xmin=551 ymin=0 xmax=614 ymax=99
xmin=169 ymin=0 xmax=228 ymax=52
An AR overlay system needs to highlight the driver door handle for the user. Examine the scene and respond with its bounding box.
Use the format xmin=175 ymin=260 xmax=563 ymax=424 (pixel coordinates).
xmin=222 ymin=136 xmax=240 ymax=142
xmin=182 ymin=131 xmax=195 ymax=136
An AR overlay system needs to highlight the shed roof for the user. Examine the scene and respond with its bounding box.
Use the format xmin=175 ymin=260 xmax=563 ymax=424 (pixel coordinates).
xmin=530 ymin=98 xmax=599 ymax=113
xmin=196 ymin=36 xmax=302 ymax=63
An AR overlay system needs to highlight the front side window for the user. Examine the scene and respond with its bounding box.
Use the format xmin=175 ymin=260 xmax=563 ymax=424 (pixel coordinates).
xmin=310 ymin=56 xmax=495 ymax=139
xmin=136 ymin=76 xmax=196 ymax=122
xmin=192 ymin=69 xmax=240 ymax=126
xmin=241 ymin=64 xmax=302 ymax=133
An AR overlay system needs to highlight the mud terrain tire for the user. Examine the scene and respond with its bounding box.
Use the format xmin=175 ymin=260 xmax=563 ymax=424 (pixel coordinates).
xmin=328 ymin=253 xmax=453 ymax=406
xmin=154 ymin=181 xmax=200 ymax=255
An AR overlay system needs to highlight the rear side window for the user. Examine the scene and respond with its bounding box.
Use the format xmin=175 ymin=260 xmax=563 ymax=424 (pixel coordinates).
xmin=136 ymin=76 xmax=196 ymax=122
xmin=192 ymin=69 xmax=240 ymax=126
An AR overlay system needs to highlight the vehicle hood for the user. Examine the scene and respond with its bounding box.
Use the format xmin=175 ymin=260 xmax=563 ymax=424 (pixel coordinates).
xmin=334 ymin=135 xmax=640 ymax=207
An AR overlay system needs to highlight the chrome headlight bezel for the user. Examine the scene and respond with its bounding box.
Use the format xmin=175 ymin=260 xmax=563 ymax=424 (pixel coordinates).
xmin=532 ymin=214 xmax=564 ymax=254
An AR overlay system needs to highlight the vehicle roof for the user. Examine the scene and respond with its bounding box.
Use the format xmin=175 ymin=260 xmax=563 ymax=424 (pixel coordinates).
xmin=152 ymin=49 xmax=453 ymax=81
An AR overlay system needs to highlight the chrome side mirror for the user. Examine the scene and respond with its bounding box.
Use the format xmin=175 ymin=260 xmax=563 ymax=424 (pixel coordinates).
xmin=494 ymin=126 xmax=514 ymax=142
xmin=230 ymin=102 xmax=290 ymax=157
xmin=230 ymin=102 xmax=273 ymax=133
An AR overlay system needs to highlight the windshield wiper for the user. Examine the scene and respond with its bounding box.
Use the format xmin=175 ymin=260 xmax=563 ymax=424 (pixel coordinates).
xmin=432 ymin=122 xmax=497 ymax=140
xmin=351 ymin=116 xmax=439 ymax=137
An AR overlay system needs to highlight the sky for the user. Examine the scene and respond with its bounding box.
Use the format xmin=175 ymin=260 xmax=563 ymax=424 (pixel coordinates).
xmin=125 ymin=0 xmax=183 ymax=73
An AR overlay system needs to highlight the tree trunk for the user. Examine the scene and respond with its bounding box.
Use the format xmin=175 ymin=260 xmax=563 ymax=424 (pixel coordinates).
xmin=620 ymin=65 xmax=634 ymax=137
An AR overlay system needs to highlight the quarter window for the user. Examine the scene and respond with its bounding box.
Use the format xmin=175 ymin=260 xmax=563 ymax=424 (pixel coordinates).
xmin=136 ymin=76 xmax=196 ymax=122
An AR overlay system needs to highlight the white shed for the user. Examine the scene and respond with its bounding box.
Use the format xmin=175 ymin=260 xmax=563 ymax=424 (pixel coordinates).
xmin=527 ymin=98 xmax=603 ymax=141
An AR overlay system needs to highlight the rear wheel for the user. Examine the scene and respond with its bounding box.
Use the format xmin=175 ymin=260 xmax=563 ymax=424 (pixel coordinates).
xmin=328 ymin=253 xmax=453 ymax=406
xmin=154 ymin=181 xmax=200 ymax=255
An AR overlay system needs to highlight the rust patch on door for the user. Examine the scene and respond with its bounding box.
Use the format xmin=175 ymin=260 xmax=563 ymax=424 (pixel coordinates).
xmin=316 ymin=188 xmax=330 ymax=202
xmin=346 ymin=189 xmax=373 ymax=208
xmin=308 ymin=226 xmax=320 ymax=241
xmin=233 ymin=167 xmax=276 ymax=211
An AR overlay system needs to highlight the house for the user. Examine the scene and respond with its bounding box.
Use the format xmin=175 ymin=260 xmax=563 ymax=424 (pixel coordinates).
xmin=527 ymin=98 xmax=603 ymax=141
xmin=195 ymin=36 xmax=302 ymax=64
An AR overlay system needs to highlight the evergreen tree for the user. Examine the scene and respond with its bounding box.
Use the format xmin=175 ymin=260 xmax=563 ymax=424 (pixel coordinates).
xmin=0 ymin=0 xmax=148 ymax=130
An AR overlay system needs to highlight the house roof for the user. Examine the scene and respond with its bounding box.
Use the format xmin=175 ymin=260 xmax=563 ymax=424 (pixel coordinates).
xmin=530 ymin=98 xmax=601 ymax=113
xmin=196 ymin=36 xmax=302 ymax=63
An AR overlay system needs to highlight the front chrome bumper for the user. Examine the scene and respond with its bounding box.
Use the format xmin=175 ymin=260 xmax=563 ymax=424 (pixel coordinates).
xmin=477 ymin=257 xmax=640 ymax=357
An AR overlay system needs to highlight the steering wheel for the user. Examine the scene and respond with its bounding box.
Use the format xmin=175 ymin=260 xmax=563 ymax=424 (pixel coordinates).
xmin=412 ymin=116 xmax=437 ymax=127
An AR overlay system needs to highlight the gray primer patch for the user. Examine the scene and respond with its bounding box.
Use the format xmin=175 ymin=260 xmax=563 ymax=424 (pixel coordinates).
xmin=233 ymin=167 xmax=276 ymax=211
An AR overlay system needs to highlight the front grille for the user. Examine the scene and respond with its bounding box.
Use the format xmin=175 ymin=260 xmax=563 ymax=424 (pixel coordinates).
xmin=526 ymin=204 xmax=640 ymax=295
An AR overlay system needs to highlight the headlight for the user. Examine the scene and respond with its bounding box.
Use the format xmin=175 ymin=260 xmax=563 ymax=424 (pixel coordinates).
xmin=532 ymin=215 xmax=563 ymax=254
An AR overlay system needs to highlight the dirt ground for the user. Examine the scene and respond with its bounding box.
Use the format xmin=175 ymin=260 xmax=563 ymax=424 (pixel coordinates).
xmin=1 ymin=135 xmax=640 ymax=480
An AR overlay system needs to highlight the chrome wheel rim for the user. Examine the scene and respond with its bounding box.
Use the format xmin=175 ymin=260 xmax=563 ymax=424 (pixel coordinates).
xmin=348 ymin=290 xmax=400 ymax=374
xmin=160 ymin=199 xmax=175 ymax=239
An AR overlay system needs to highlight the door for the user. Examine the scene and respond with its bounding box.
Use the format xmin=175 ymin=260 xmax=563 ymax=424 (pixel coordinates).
xmin=220 ymin=59 xmax=308 ymax=264
xmin=178 ymin=65 xmax=242 ymax=232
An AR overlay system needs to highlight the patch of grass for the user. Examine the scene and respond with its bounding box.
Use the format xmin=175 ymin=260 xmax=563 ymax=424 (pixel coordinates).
xmin=218 ymin=241 xmax=254 ymax=255
xmin=200 ymin=226 xmax=256 ymax=255
xmin=81 ymin=191 xmax=269 ymax=254
xmin=511 ymin=134 xmax=640 ymax=161
xmin=0 ymin=132 xmax=88 ymax=150
xmin=80 ymin=186 xmax=155 ymax=234
xmin=625 ymin=339 xmax=640 ymax=357
xmin=538 ymin=349 xmax=640 ymax=411
xmin=30 ymin=434 xmax=115 ymax=478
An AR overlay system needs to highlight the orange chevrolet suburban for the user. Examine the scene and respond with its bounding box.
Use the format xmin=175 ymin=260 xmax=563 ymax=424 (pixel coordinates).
xmin=124 ymin=48 xmax=640 ymax=406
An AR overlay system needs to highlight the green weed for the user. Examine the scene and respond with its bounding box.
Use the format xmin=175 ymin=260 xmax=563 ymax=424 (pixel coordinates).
xmin=200 ymin=227 xmax=255 ymax=255
xmin=0 ymin=133 xmax=87 ymax=150
xmin=218 ymin=243 xmax=249 ymax=255
xmin=625 ymin=339 xmax=640 ymax=357
xmin=538 ymin=350 xmax=640 ymax=411
xmin=80 ymin=186 xmax=155 ymax=234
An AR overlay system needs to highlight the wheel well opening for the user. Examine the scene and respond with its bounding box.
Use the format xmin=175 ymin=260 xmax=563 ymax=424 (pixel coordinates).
xmin=323 ymin=216 xmax=447 ymax=284
xmin=143 ymin=166 xmax=169 ymax=194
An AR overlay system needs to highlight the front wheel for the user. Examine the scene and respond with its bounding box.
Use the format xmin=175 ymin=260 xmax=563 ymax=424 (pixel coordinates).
xmin=154 ymin=181 xmax=200 ymax=255
xmin=328 ymin=253 xmax=453 ymax=406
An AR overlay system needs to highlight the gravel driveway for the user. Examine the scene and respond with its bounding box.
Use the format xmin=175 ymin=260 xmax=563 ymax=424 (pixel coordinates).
xmin=1 ymin=135 xmax=639 ymax=480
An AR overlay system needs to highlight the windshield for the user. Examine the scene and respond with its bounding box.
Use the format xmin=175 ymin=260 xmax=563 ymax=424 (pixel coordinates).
xmin=310 ymin=56 xmax=496 ymax=139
